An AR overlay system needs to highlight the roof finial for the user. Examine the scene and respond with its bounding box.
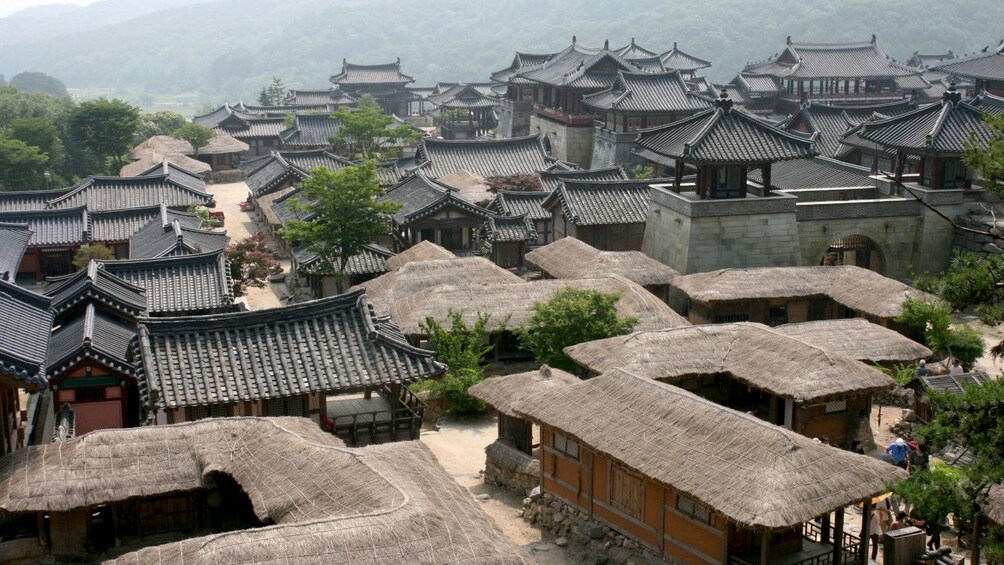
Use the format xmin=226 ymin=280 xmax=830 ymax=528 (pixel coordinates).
xmin=871 ymin=34 xmax=877 ymax=44
xmin=673 ymin=41 xmax=678 ymax=50
xmin=786 ymin=35 xmax=791 ymax=45
xmin=631 ymin=37 xmax=635 ymax=45
xmin=715 ymin=87 xmax=733 ymax=113
xmin=604 ymin=39 xmax=609 ymax=50
xmin=944 ymin=79 xmax=962 ymax=106
xmin=396 ymin=57 xmax=400 ymax=64
xmin=572 ymin=35 xmax=577 ymax=45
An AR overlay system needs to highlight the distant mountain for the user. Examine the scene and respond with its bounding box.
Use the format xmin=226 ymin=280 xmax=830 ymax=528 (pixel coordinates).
xmin=6 ymin=4 xmax=84 ymax=19
xmin=0 ymin=0 xmax=1000 ymax=104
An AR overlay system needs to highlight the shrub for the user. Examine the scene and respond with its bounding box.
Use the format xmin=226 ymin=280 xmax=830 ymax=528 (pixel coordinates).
xmin=880 ymin=363 xmax=918 ymax=387
xmin=896 ymin=298 xmax=985 ymax=369
xmin=417 ymin=310 xmax=495 ymax=415
xmin=977 ymin=303 xmax=1004 ymax=326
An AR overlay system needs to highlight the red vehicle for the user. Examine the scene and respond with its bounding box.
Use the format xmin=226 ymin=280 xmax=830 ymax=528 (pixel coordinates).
xmin=208 ymin=210 xmax=226 ymax=222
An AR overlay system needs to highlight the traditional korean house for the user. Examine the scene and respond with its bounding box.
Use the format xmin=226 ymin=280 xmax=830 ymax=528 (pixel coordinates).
xmin=968 ymin=90 xmax=1004 ymax=115
xmin=490 ymin=191 xmax=552 ymax=246
xmin=543 ymin=177 xmax=662 ymax=251
xmin=244 ymin=150 xmax=354 ymax=233
xmin=536 ymin=166 xmax=626 ymax=191
xmin=138 ymin=290 xmax=445 ymax=445
xmin=379 ymin=173 xmax=491 ymax=254
xmin=857 ymin=82 xmax=993 ymax=190
xmin=127 ymin=205 xmax=229 ymax=260
xmin=0 ymin=222 xmax=32 ymax=282
xmin=426 ymin=82 xmax=500 ymax=139
xmin=744 ymin=36 xmax=928 ymax=113
xmin=482 ymin=213 xmax=536 ymax=268
xmin=97 ymin=251 xmax=236 ymax=316
xmin=49 ymin=167 xmax=213 ymax=211
xmin=781 ymin=99 xmax=918 ymax=159
xmin=0 ymin=280 xmax=51 ymax=456
xmin=412 ymin=134 xmax=552 ymax=190
xmin=745 ymin=156 xmax=875 ymax=194
xmin=668 ymin=265 xmax=938 ymax=329
xmin=774 ymin=318 xmax=932 ymax=365
xmin=126 ymin=135 xmax=249 ymax=174
xmin=494 ymin=51 xmax=559 ymax=138
xmin=201 ymin=108 xmax=287 ymax=157
xmin=582 ymin=71 xmax=712 ymax=167
xmin=929 ymin=40 xmax=1004 ymax=96
xmin=658 ymin=41 xmax=712 ymax=78
xmin=329 ymin=58 xmax=417 ymax=116
xmin=510 ymin=368 xmax=905 ymax=564
xmin=912 ymin=371 xmax=990 ymax=422
xmin=727 ymin=73 xmax=782 ymax=114
xmin=907 ymin=51 xmax=956 ymax=70
xmin=277 ymin=113 xmax=342 ymax=151
xmin=0 ymin=206 xmax=91 ymax=280
xmin=0 ymin=418 xmax=528 ymax=563
xmin=526 ymin=237 xmax=679 ymax=301
xmin=284 ymin=87 xmax=357 ymax=107
xmin=292 ymin=243 xmax=395 ymax=298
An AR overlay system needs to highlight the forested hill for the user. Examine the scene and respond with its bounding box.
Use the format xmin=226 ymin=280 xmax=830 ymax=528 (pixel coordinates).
xmin=0 ymin=0 xmax=1000 ymax=102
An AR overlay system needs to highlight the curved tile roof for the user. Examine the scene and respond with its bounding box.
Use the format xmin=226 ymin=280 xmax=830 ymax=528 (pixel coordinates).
xmin=582 ymin=70 xmax=712 ymax=113
xmin=414 ymin=135 xmax=550 ymax=179
xmin=858 ymin=91 xmax=992 ymax=153
xmin=0 ymin=280 xmax=52 ymax=388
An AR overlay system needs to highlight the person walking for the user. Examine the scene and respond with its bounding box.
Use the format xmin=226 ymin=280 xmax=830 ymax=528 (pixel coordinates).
xmin=917 ymin=359 xmax=929 ymax=377
xmin=870 ymin=504 xmax=892 ymax=560
xmin=886 ymin=438 xmax=912 ymax=469
xmin=908 ymin=444 xmax=930 ymax=473
xmin=926 ymin=516 xmax=945 ymax=550
xmin=949 ymin=359 xmax=963 ymax=376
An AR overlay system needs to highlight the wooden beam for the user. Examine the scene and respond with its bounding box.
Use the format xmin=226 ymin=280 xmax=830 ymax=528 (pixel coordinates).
xmin=860 ymin=498 xmax=873 ymax=564
xmin=832 ymin=507 xmax=845 ymax=565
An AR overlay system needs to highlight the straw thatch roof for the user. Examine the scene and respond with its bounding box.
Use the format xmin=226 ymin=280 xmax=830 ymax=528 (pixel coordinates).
xmin=564 ymin=322 xmax=894 ymax=403
xmin=989 ymin=486 xmax=1004 ymax=525
xmin=469 ymin=365 xmax=580 ymax=416
xmin=120 ymin=154 xmax=211 ymax=177
xmin=384 ymin=241 xmax=456 ymax=271
xmin=436 ymin=170 xmax=494 ymax=205
xmin=387 ymin=276 xmax=689 ymax=336
xmin=129 ymin=134 xmax=249 ymax=160
xmin=670 ymin=266 xmax=938 ymax=319
xmin=512 ymin=369 xmax=906 ymax=529
xmin=526 ymin=237 xmax=679 ymax=287
xmin=0 ymin=417 xmax=529 ymax=564
xmin=775 ymin=319 xmax=932 ymax=363
xmin=356 ymin=257 xmax=523 ymax=314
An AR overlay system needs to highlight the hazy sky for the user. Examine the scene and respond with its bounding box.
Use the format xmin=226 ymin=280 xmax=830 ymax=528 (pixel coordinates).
xmin=0 ymin=0 xmax=97 ymax=18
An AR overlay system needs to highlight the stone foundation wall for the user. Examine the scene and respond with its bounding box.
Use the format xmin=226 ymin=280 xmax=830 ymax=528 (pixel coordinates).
xmin=523 ymin=491 xmax=666 ymax=565
xmin=498 ymin=100 xmax=533 ymax=138
xmin=953 ymin=211 xmax=1004 ymax=258
xmin=531 ymin=115 xmax=594 ymax=168
xmin=483 ymin=440 xmax=539 ymax=495
xmin=206 ymin=169 xmax=245 ymax=184
xmin=590 ymin=127 xmax=637 ymax=169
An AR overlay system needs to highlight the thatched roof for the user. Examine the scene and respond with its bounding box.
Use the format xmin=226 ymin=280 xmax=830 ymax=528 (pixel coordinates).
xmin=512 ymin=369 xmax=906 ymax=529
xmin=526 ymin=237 xmax=679 ymax=287
xmin=120 ymin=154 xmax=211 ymax=177
xmin=387 ymin=276 xmax=689 ymax=336
xmin=989 ymin=485 xmax=1004 ymax=525
xmin=468 ymin=365 xmax=580 ymax=416
xmin=356 ymin=257 xmax=523 ymax=314
xmin=775 ymin=319 xmax=932 ymax=363
xmin=563 ymin=322 xmax=894 ymax=403
xmin=384 ymin=241 xmax=456 ymax=271
xmin=670 ymin=266 xmax=938 ymax=319
xmin=0 ymin=417 xmax=528 ymax=564
xmin=129 ymin=134 xmax=249 ymax=160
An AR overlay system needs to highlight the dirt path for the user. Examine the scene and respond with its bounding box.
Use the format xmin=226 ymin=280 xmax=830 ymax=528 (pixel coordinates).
xmin=206 ymin=181 xmax=289 ymax=311
xmin=420 ymin=415 xmax=588 ymax=564
xmin=952 ymin=311 xmax=1004 ymax=376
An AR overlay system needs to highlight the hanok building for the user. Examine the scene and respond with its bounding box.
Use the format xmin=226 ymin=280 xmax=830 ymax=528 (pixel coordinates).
xmin=138 ymin=290 xmax=444 ymax=445
xmin=929 ymin=40 xmax=1004 ymax=96
xmin=509 ymin=368 xmax=905 ymax=564
xmin=726 ymin=73 xmax=783 ymax=114
xmin=582 ymin=70 xmax=712 ymax=168
xmin=195 ymin=105 xmax=288 ymax=157
xmin=0 ymin=281 xmax=52 ymax=456
xmin=425 ymin=82 xmax=501 ymax=139
xmin=774 ymin=318 xmax=932 ymax=366
xmin=481 ymin=213 xmax=536 ymax=268
xmin=857 ymin=82 xmax=993 ymax=190
xmin=0 ymin=418 xmax=529 ymax=563
xmin=907 ymin=50 xmax=956 ymax=70
xmin=493 ymin=50 xmax=559 ymax=138
xmin=97 ymin=251 xmax=236 ymax=317
xmin=379 ymin=174 xmax=492 ymax=255
xmin=490 ymin=191 xmax=553 ymax=246
xmin=284 ymin=87 xmax=357 ymax=107
xmin=781 ymin=99 xmax=918 ymax=161
xmin=744 ymin=36 xmax=929 ymax=113
xmin=411 ymin=134 xmax=552 ymax=196
xmin=0 ymin=222 xmax=32 ymax=282
xmin=243 ymin=150 xmax=353 ymax=234
xmin=277 ymin=113 xmax=343 ymax=151
xmin=126 ymin=205 xmax=229 ymax=259
xmin=329 ymin=58 xmax=417 ymax=116
xmin=667 ymin=265 xmax=938 ymax=329
xmin=544 ymin=177 xmax=667 ymax=251
xmin=126 ymin=135 xmax=249 ymax=175
xmin=292 ymin=243 xmax=395 ymax=299
xmin=0 ymin=206 xmax=94 ymax=280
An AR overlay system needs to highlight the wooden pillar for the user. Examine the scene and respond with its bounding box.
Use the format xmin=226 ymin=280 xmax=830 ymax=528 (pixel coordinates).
xmin=894 ymin=149 xmax=906 ymax=187
xmin=673 ymin=160 xmax=683 ymax=193
xmin=832 ymin=507 xmax=845 ymax=565
xmin=822 ymin=515 xmax=831 ymax=544
xmin=760 ymin=531 xmax=770 ymax=565
xmin=763 ymin=162 xmax=772 ymax=194
xmin=860 ymin=498 xmax=873 ymax=564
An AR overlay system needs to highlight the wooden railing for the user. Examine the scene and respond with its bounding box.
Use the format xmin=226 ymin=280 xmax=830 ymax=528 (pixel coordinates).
xmin=728 ymin=522 xmax=862 ymax=565
xmin=532 ymin=104 xmax=600 ymax=126
xmin=322 ymin=385 xmax=425 ymax=446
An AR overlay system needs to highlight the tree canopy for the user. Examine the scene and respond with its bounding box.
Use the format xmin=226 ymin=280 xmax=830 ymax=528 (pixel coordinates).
xmin=281 ymin=162 xmax=401 ymax=273
xmin=329 ymin=94 xmax=421 ymax=160
xmin=417 ymin=310 xmax=496 ymax=415
xmin=69 ymin=97 xmax=141 ymax=170
xmin=8 ymin=71 xmax=68 ymax=98
xmin=0 ymin=135 xmax=49 ymax=190
xmin=225 ymin=236 xmax=277 ymax=297
xmin=71 ymin=244 xmax=116 ymax=269
xmin=172 ymin=123 xmax=215 ymax=155
xmin=134 ymin=111 xmax=188 ymax=144
xmin=257 ymin=76 xmax=286 ymax=106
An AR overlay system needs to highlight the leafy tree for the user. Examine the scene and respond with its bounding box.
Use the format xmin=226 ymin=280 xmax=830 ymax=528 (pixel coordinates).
xmin=435 ymin=108 xmax=469 ymax=127
xmin=256 ymin=76 xmax=286 ymax=106
xmin=329 ymin=94 xmax=421 ymax=160
xmin=485 ymin=174 xmax=543 ymax=193
xmin=283 ymin=112 xmax=297 ymax=128
xmin=912 ymin=378 xmax=1004 ymax=563
xmin=631 ymin=164 xmax=656 ymax=180
xmin=0 ymin=135 xmax=49 ymax=189
xmin=69 ymin=98 xmax=140 ymax=170
xmin=518 ymin=288 xmax=639 ymax=371
xmin=10 ymin=117 xmax=63 ymax=166
xmin=965 ymin=112 xmax=1004 ymax=194
xmin=281 ymin=162 xmax=402 ymax=274
xmin=879 ymin=362 xmax=918 ymax=387
xmin=9 ymin=71 xmax=68 ymax=98
xmin=890 ymin=463 xmax=970 ymax=539
xmin=895 ymin=298 xmax=984 ymax=368
xmin=134 ymin=111 xmax=188 ymax=143
xmin=225 ymin=237 xmax=277 ymax=297
xmin=418 ymin=310 xmax=496 ymax=415
xmin=171 ymin=123 xmax=215 ymax=155
xmin=71 ymin=244 xmax=116 ymax=269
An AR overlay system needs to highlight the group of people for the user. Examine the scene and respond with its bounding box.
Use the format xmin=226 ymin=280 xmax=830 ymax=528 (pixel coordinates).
xmin=917 ymin=358 xmax=964 ymax=377
xmin=885 ymin=437 xmax=929 ymax=471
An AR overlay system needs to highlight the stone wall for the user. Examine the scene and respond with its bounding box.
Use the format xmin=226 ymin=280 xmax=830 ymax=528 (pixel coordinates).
xmin=953 ymin=207 xmax=1004 ymax=257
xmin=531 ymin=115 xmax=594 ymax=168
xmin=590 ymin=127 xmax=637 ymax=169
xmin=483 ymin=440 xmax=540 ymax=495
xmin=497 ymin=100 xmax=533 ymax=138
xmin=523 ymin=491 xmax=666 ymax=565
xmin=796 ymin=215 xmax=922 ymax=280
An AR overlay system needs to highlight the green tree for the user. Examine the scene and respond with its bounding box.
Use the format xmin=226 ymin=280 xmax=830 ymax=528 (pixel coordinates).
xmin=225 ymin=236 xmax=277 ymax=297
xmin=631 ymin=164 xmax=656 ymax=180
xmin=517 ymin=288 xmax=639 ymax=371
xmin=912 ymin=378 xmax=1004 ymax=563
xmin=895 ymin=298 xmax=984 ymax=368
xmin=329 ymin=94 xmax=421 ymax=160
xmin=966 ymin=112 xmax=1004 ymax=194
xmin=418 ymin=310 xmax=495 ymax=415
xmin=0 ymin=135 xmax=49 ymax=189
xmin=134 ymin=111 xmax=188 ymax=143
xmin=281 ymin=162 xmax=402 ymax=273
xmin=71 ymin=244 xmax=116 ymax=269
xmin=69 ymin=98 xmax=140 ymax=170
xmin=257 ymin=76 xmax=285 ymax=106
xmin=171 ymin=123 xmax=215 ymax=156
xmin=8 ymin=71 xmax=68 ymax=98
xmin=9 ymin=117 xmax=63 ymax=167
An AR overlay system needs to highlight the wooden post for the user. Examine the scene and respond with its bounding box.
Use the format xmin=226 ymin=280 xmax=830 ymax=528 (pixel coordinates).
xmin=860 ymin=498 xmax=872 ymax=564
xmin=762 ymin=163 xmax=772 ymax=194
xmin=822 ymin=514 xmax=831 ymax=544
xmin=673 ymin=160 xmax=683 ymax=193
xmin=760 ymin=530 xmax=770 ymax=565
xmin=832 ymin=507 xmax=845 ymax=565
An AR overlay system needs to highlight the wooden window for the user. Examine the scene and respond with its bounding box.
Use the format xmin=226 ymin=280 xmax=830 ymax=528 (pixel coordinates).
xmin=209 ymin=404 xmax=233 ymax=418
xmin=610 ymin=463 xmax=644 ymax=518
xmin=188 ymin=405 xmax=209 ymax=421
xmin=264 ymin=397 xmax=286 ymax=417
xmin=553 ymin=431 xmax=579 ymax=460
xmin=767 ymin=305 xmax=788 ymax=327
xmin=713 ymin=311 xmax=750 ymax=323
xmin=75 ymin=387 xmax=106 ymax=402
xmin=824 ymin=399 xmax=848 ymax=414
xmin=676 ymin=493 xmax=712 ymax=524
xmin=626 ymin=116 xmax=643 ymax=131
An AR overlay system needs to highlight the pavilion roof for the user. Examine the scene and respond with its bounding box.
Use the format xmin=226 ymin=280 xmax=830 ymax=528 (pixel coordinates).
xmin=330 ymin=59 xmax=415 ymax=86
xmin=930 ymin=40 xmax=1004 ymax=82
xmin=659 ymin=42 xmax=712 ymax=72
xmin=542 ymin=178 xmax=665 ymax=226
xmin=47 ymin=303 xmax=137 ymax=379
xmin=582 ymin=70 xmax=712 ymax=113
xmin=0 ymin=222 xmax=32 ymax=279
xmin=748 ymin=156 xmax=874 ymax=190
xmin=858 ymin=87 xmax=992 ymax=153
xmin=413 ymin=134 xmax=551 ymax=179
xmin=0 ymin=280 xmax=52 ymax=389
xmin=96 ymin=251 xmax=235 ymax=316
xmin=745 ymin=37 xmax=919 ymax=80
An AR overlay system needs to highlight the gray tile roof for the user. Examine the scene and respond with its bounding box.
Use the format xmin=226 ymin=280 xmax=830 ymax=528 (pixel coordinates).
xmin=733 ymin=73 xmax=780 ymax=95
xmin=0 ymin=280 xmax=52 ymax=388
xmin=783 ymin=100 xmax=919 ymax=157
xmin=46 ymin=173 xmax=212 ymax=211
xmin=0 ymin=222 xmax=32 ymax=280
xmin=415 ymin=135 xmax=550 ymax=179
xmin=0 ymin=189 xmax=68 ymax=212
xmin=907 ymin=51 xmax=955 ymax=69
xmin=517 ymin=42 xmax=660 ymax=90
xmin=330 ymin=60 xmax=415 ymax=86
xmin=748 ymin=156 xmax=874 ymax=190
xmin=858 ymin=92 xmax=993 ymax=154
xmin=128 ymin=217 xmax=229 ymax=260
xmin=293 ymin=243 xmax=394 ymax=276
xmin=279 ymin=114 xmax=342 ymax=148
xmin=537 ymin=167 xmax=627 ymax=192
xmin=492 ymin=191 xmax=551 ymax=220
xmin=615 ymin=39 xmax=660 ymax=60
xmin=89 ymin=205 xmax=165 ymax=243
xmin=484 ymin=214 xmax=536 ymax=243
xmin=491 ymin=51 xmax=558 ymax=84
xmin=47 ymin=304 xmax=137 ymax=379
xmin=930 ymin=41 xmax=1004 ymax=81
xmin=97 ymin=251 xmax=235 ymax=316
xmin=745 ymin=38 xmax=920 ymax=80
xmin=284 ymin=88 xmax=356 ymax=106
xmin=0 ymin=206 xmax=89 ymax=247
xmin=282 ymin=149 xmax=355 ymax=172
xmin=427 ymin=83 xmax=500 ymax=110
xmin=379 ymin=173 xmax=450 ymax=223
xmin=401 ymin=190 xmax=492 ymax=227
xmin=137 ymin=289 xmax=444 ymax=409
xmin=919 ymin=371 xmax=990 ymax=395
xmin=45 ymin=261 xmax=148 ymax=319
xmin=543 ymin=178 xmax=663 ymax=226
xmin=969 ymin=91 xmax=1004 ymax=116
xmin=246 ymin=151 xmax=355 ymax=197
xmin=582 ymin=71 xmax=712 ymax=113
xmin=659 ymin=43 xmax=712 ymax=72
xmin=636 ymin=96 xmax=818 ymax=164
